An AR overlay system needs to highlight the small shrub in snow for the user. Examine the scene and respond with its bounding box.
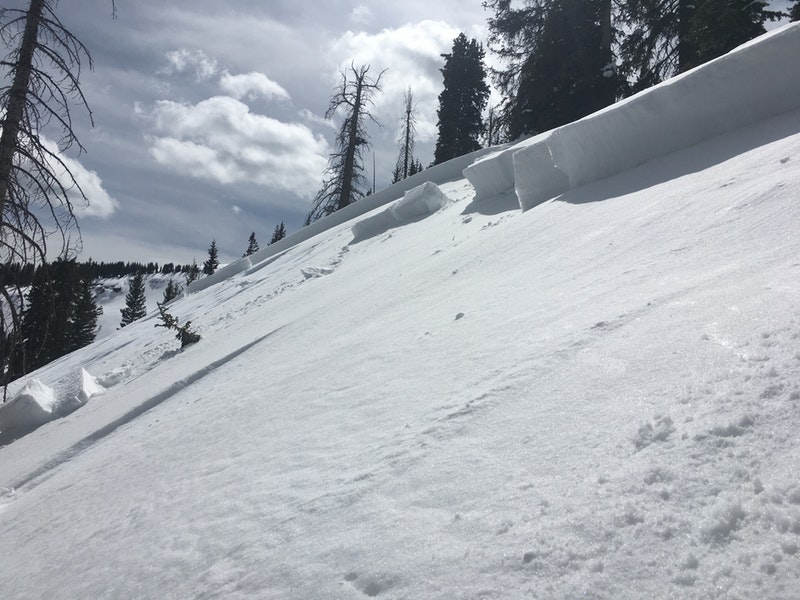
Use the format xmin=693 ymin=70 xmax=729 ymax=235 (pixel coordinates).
xmin=155 ymin=303 xmax=201 ymax=349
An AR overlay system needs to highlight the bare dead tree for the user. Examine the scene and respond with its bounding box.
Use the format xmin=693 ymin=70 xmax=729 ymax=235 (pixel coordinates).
xmin=0 ymin=0 xmax=93 ymax=388
xmin=305 ymin=63 xmax=384 ymax=224
xmin=391 ymin=87 xmax=417 ymax=183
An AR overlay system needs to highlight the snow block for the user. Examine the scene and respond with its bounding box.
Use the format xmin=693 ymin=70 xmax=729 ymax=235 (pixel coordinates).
xmin=513 ymin=142 xmax=570 ymax=211
xmin=352 ymin=182 xmax=450 ymax=241
xmin=514 ymin=23 xmax=800 ymax=210
xmin=0 ymin=379 xmax=58 ymax=436
xmin=390 ymin=181 xmax=450 ymax=221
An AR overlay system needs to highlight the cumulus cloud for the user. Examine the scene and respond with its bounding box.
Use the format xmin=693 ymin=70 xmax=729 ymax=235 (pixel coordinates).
xmin=147 ymin=96 xmax=329 ymax=198
xmin=41 ymin=139 xmax=119 ymax=219
xmin=219 ymin=71 xmax=291 ymax=102
xmin=162 ymin=48 xmax=219 ymax=80
xmin=330 ymin=20 xmax=463 ymax=142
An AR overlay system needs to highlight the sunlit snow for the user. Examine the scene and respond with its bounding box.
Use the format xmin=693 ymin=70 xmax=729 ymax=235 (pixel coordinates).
xmin=1 ymin=23 xmax=800 ymax=600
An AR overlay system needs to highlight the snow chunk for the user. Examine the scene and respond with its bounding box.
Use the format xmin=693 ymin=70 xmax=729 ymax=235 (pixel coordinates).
xmin=352 ymin=182 xmax=450 ymax=241
xmin=78 ymin=368 xmax=106 ymax=404
xmin=0 ymin=379 xmax=58 ymax=437
xmin=390 ymin=181 xmax=450 ymax=220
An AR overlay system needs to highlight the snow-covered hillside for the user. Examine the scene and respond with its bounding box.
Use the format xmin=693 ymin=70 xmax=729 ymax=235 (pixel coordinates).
xmin=1 ymin=24 xmax=800 ymax=600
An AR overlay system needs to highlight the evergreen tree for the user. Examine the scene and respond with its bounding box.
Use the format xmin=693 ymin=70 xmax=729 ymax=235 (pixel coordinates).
xmin=433 ymin=33 xmax=490 ymax=164
xmin=185 ymin=260 xmax=200 ymax=286
xmin=203 ymin=239 xmax=219 ymax=275
xmin=618 ymin=0 xmax=779 ymax=93
xmin=306 ymin=64 xmax=384 ymax=224
xmin=269 ymin=222 xmax=287 ymax=245
xmin=243 ymin=232 xmax=260 ymax=257
xmin=120 ymin=271 xmax=147 ymax=328
xmin=392 ymin=88 xmax=418 ymax=182
xmin=487 ymin=0 xmax=617 ymax=138
xmin=70 ymin=277 xmax=101 ymax=350
xmin=791 ymin=1 xmax=800 ymax=21
xmin=162 ymin=279 xmax=182 ymax=304
xmin=13 ymin=258 xmax=100 ymax=375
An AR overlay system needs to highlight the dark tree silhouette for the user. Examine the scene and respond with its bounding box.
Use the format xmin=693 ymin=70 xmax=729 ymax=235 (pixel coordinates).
xmin=120 ymin=271 xmax=146 ymax=328
xmin=306 ymin=63 xmax=384 ymax=224
xmin=433 ymin=33 xmax=489 ymax=164
xmin=202 ymin=239 xmax=219 ymax=275
xmin=392 ymin=88 xmax=417 ymax=183
xmin=0 ymin=0 xmax=94 ymax=387
xmin=243 ymin=232 xmax=259 ymax=257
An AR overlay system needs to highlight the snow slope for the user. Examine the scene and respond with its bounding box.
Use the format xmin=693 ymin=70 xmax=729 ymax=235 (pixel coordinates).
xmin=1 ymin=25 xmax=800 ymax=599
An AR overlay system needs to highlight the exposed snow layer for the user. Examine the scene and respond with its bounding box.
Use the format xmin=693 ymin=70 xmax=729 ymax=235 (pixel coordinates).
xmin=467 ymin=22 xmax=800 ymax=211
xmin=2 ymin=29 xmax=800 ymax=600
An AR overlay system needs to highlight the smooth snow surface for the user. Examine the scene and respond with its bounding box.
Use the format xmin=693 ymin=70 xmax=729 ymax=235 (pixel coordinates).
xmin=2 ymin=27 xmax=800 ymax=599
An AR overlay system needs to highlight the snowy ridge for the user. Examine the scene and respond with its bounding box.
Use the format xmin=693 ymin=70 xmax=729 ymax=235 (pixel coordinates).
xmin=1 ymin=27 xmax=800 ymax=600
xmin=467 ymin=22 xmax=800 ymax=210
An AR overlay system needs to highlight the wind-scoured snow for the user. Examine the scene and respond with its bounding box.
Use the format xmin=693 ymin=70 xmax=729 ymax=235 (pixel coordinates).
xmin=1 ymin=25 xmax=800 ymax=600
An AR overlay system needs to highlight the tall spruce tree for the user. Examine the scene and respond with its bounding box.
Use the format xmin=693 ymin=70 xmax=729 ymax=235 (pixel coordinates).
xmin=306 ymin=64 xmax=384 ymax=224
xmin=243 ymin=232 xmax=259 ymax=257
xmin=203 ymin=239 xmax=219 ymax=275
xmin=269 ymin=222 xmax=287 ymax=245
xmin=791 ymin=1 xmax=800 ymax=21
xmin=487 ymin=0 xmax=617 ymax=139
xmin=70 ymin=277 xmax=102 ymax=349
xmin=433 ymin=34 xmax=490 ymax=164
xmin=120 ymin=271 xmax=146 ymax=328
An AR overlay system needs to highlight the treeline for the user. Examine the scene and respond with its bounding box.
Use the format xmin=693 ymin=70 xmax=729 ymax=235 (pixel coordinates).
xmin=2 ymin=258 xmax=101 ymax=383
xmin=0 ymin=260 xmax=202 ymax=288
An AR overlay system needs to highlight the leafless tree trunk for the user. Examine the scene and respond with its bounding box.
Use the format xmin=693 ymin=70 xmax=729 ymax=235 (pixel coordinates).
xmin=0 ymin=0 xmax=93 ymax=388
xmin=306 ymin=64 xmax=384 ymax=224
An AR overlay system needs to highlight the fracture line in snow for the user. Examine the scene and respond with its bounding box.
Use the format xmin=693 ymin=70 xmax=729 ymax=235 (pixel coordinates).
xmin=4 ymin=327 xmax=284 ymax=497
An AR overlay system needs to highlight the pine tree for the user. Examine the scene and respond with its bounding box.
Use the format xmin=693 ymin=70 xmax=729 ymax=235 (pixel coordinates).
xmin=269 ymin=222 xmax=287 ymax=245
xmin=13 ymin=259 xmax=100 ymax=375
xmin=791 ymin=1 xmax=800 ymax=21
xmin=243 ymin=232 xmax=260 ymax=257
xmin=433 ymin=33 xmax=490 ymax=164
xmin=306 ymin=64 xmax=384 ymax=224
xmin=162 ymin=279 xmax=182 ymax=304
xmin=487 ymin=0 xmax=617 ymax=138
xmin=70 ymin=277 xmax=101 ymax=350
xmin=185 ymin=260 xmax=200 ymax=286
xmin=203 ymin=239 xmax=219 ymax=275
xmin=618 ymin=0 xmax=779 ymax=93
xmin=120 ymin=271 xmax=147 ymax=328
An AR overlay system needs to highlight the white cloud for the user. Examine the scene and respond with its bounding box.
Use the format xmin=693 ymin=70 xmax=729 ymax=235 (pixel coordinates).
xmin=350 ymin=5 xmax=373 ymax=24
xmin=148 ymin=96 xmax=329 ymax=198
xmin=162 ymin=48 xmax=219 ymax=81
xmin=219 ymin=71 xmax=290 ymax=102
xmin=42 ymin=139 xmax=119 ymax=219
xmin=330 ymin=21 xmax=463 ymax=142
